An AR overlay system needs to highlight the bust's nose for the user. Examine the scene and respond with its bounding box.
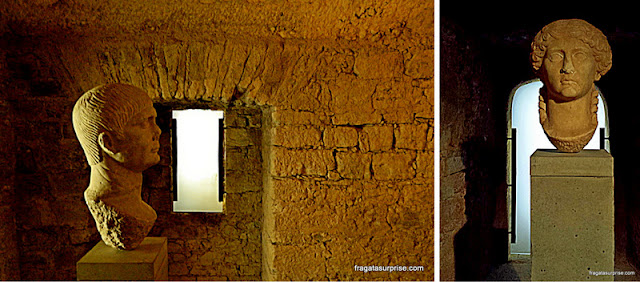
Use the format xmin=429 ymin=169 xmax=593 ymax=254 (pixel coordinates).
xmin=560 ymin=55 xmax=575 ymax=74
xmin=152 ymin=123 xmax=161 ymax=141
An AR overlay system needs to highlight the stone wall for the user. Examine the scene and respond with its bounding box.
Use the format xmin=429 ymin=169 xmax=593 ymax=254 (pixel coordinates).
xmin=439 ymin=19 xmax=507 ymax=281
xmin=264 ymin=50 xmax=433 ymax=280
xmin=0 ymin=48 xmax=20 ymax=281
xmin=0 ymin=0 xmax=434 ymax=280
xmin=1 ymin=39 xmax=100 ymax=280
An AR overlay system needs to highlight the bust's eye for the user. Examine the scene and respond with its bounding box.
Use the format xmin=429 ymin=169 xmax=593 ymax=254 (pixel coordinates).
xmin=547 ymin=52 xmax=564 ymax=62
xmin=132 ymin=118 xmax=147 ymax=127
xmin=573 ymin=51 xmax=587 ymax=62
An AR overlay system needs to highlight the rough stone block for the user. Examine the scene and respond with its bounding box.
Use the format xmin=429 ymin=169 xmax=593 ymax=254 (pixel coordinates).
xmin=336 ymin=152 xmax=371 ymax=179
xmin=440 ymin=194 xmax=465 ymax=234
xmin=77 ymin=237 xmax=168 ymax=281
xmin=404 ymin=49 xmax=434 ymax=79
xmin=329 ymin=79 xmax=381 ymax=125
xmin=323 ymin=126 xmax=358 ymax=148
xmin=359 ymin=125 xmax=393 ymax=151
xmin=272 ymin=178 xmax=307 ymax=203
xmin=395 ymin=123 xmax=429 ymax=150
xmin=273 ymin=148 xmax=334 ymax=177
xmin=416 ymin=150 xmax=433 ymax=179
xmin=353 ymin=50 xmax=403 ymax=79
xmin=273 ymin=125 xmax=322 ymax=148
xmin=372 ymin=151 xmax=415 ymax=180
xmin=531 ymin=150 xmax=613 ymax=281
xmin=275 ymin=244 xmax=326 ymax=280
xmin=272 ymin=109 xmax=329 ymax=126
xmin=414 ymin=89 xmax=434 ymax=120
xmin=440 ymin=171 xmax=465 ymax=200
xmin=372 ymin=83 xmax=415 ymax=123
xmin=226 ymin=128 xmax=253 ymax=147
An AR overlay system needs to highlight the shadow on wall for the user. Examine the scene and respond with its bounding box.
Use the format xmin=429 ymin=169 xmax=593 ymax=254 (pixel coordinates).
xmin=454 ymin=136 xmax=508 ymax=281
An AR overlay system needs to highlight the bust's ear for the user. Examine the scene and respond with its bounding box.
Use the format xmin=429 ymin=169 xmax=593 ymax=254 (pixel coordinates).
xmin=595 ymin=72 xmax=602 ymax=81
xmin=98 ymin=132 xmax=119 ymax=159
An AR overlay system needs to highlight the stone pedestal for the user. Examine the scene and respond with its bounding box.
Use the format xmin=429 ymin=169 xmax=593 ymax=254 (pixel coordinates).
xmin=531 ymin=149 xmax=614 ymax=281
xmin=77 ymin=237 xmax=168 ymax=281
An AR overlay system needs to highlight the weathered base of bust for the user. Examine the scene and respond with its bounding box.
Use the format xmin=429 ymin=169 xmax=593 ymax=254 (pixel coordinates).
xmin=77 ymin=237 xmax=168 ymax=281
xmin=545 ymin=126 xmax=596 ymax=153
xmin=86 ymin=200 xmax=157 ymax=250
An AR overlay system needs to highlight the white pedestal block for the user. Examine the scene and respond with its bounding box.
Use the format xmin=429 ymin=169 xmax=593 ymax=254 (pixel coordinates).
xmin=531 ymin=149 xmax=614 ymax=281
xmin=77 ymin=237 xmax=168 ymax=281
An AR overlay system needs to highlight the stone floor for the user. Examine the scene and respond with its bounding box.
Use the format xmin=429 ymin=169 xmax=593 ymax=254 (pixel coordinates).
xmin=485 ymin=252 xmax=640 ymax=281
xmin=485 ymin=254 xmax=531 ymax=281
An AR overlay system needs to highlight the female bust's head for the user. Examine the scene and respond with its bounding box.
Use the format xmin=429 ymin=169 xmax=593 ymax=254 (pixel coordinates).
xmin=531 ymin=19 xmax=612 ymax=101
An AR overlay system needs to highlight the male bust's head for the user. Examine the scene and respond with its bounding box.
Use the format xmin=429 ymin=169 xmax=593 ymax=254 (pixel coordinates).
xmin=531 ymin=19 xmax=612 ymax=101
xmin=72 ymin=84 xmax=161 ymax=173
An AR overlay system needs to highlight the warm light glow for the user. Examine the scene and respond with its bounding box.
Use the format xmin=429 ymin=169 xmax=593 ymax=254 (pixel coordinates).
xmin=511 ymin=80 xmax=607 ymax=254
xmin=172 ymin=109 xmax=224 ymax=213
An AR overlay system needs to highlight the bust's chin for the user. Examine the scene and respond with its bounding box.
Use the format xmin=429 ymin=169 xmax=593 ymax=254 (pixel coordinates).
xmin=548 ymin=88 xmax=587 ymax=102
xmin=122 ymin=153 xmax=161 ymax=173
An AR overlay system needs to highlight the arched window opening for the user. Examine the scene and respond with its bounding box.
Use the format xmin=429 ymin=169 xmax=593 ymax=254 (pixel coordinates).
xmin=506 ymin=79 xmax=610 ymax=255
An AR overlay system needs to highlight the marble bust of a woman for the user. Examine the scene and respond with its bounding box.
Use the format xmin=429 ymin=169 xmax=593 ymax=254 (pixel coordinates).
xmin=530 ymin=19 xmax=612 ymax=152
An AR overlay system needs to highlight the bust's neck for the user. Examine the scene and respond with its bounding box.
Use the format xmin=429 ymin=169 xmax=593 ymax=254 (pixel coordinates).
xmin=87 ymin=157 xmax=142 ymax=200
xmin=542 ymin=85 xmax=598 ymax=138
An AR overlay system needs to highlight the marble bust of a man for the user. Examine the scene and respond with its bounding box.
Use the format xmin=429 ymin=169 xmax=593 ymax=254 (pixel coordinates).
xmin=72 ymin=83 xmax=161 ymax=250
xmin=531 ymin=19 xmax=612 ymax=152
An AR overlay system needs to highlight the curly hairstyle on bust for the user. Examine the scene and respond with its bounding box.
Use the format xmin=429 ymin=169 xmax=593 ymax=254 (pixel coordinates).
xmin=72 ymin=84 xmax=152 ymax=165
xmin=531 ymin=19 xmax=612 ymax=79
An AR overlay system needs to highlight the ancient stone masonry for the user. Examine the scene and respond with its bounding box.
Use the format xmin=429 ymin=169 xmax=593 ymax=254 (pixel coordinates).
xmin=0 ymin=48 xmax=20 ymax=281
xmin=0 ymin=43 xmax=101 ymax=280
xmin=440 ymin=18 xmax=506 ymax=281
xmin=265 ymin=46 xmax=433 ymax=281
xmin=0 ymin=0 xmax=433 ymax=280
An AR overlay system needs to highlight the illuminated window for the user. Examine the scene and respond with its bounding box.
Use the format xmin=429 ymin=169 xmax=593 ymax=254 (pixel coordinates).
xmin=171 ymin=109 xmax=224 ymax=213
xmin=507 ymin=80 xmax=609 ymax=254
